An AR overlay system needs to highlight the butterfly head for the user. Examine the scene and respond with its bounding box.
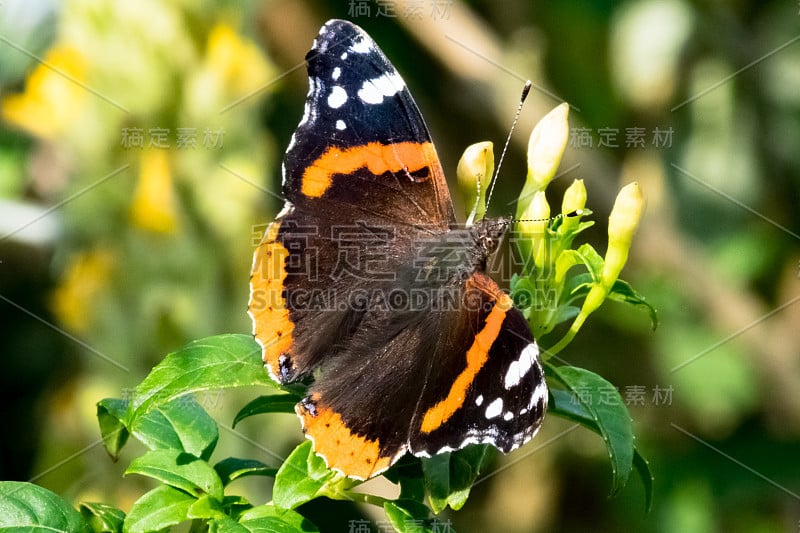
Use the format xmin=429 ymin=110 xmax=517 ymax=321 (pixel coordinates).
xmin=471 ymin=216 xmax=511 ymax=257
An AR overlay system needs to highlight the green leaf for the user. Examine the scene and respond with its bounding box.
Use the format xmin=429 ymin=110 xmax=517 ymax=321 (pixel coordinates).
xmin=221 ymin=495 xmax=253 ymax=518
xmin=125 ymin=449 xmax=224 ymax=501
xmin=447 ymin=445 xmax=492 ymax=510
xmin=421 ymin=445 xmax=491 ymax=513
xmin=123 ymin=485 xmax=194 ymax=533
xmin=96 ymin=398 xmax=130 ymax=459
xmin=383 ymin=500 xmax=435 ymax=533
xmin=0 ymin=481 xmax=90 ymax=532
xmin=209 ymin=516 xmax=250 ymax=533
xmin=130 ymin=395 xmax=219 ymax=460
xmin=550 ymin=304 xmax=580 ymax=327
xmin=383 ymin=456 xmax=425 ymax=502
xmin=574 ymin=243 xmax=605 ymax=277
xmin=239 ymin=504 xmax=319 ymax=533
xmin=509 ymin=274 xmax=536 ymax=311
xmin=548 ymin=388 xmax=654 ymax=510
xmin=606 ymin=279 xmax=659 ymax=330
xmin=233 ymin=394 xmax=301 ymax=427
xmin=128 ymin=334 xmax=275 ymax=422
xmin=553 ymin=249 xmax=585 ymax=287
xmin=633 ymin=447 xmax=654 ymax=512
xmin=215 ymin=458 xmax=278 ymax=486
xmin=272 ymin=441 xmax=336 ymax=511
xmin=563 ymin=272 xmax=594 ymax=301
xmin=188 ymin=495 xmax=226 ymax=519
xmin=79 ymin=502 xmax=125 ymax=533
xmin=420 ymin=454 xmax=450 ymax=513
xmin=546 ymin=365 xmax=633 ymax=495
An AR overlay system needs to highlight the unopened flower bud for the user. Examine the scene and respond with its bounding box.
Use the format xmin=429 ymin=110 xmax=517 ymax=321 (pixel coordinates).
xmin=457 ymin=141 xmax=494 ymax=223
xmin=602 ymin=181 xmax=645 ymax=285
xmin=518 ymin=103 xmax=569 ymax=212
xmin=562 ymin=178 xmax=587 ymax=216
xmin=517 ymin=190 xmax=550 ymax=269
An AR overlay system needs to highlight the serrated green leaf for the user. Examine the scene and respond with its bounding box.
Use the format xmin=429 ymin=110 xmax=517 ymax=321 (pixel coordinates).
xmin=548 ymin=388 xmax=654 ymax=510
xmin=128 ymin=334 xmax=276 ymax=422
xmin=606 ymin=279 xmax=659 ymax=330
xmin=125 ymin=449 xmax=224 ymax=501
xmin=546 ymin=365 xmax=633 ymax=495
xmin=79 ymin=502 xmax=125 ymax=533
xmin=232 ymin=394 xmax=301 ymax=427
xmin=130 ymin=395 xmax=219 ymax=460
xmin=238 ymin=504 xmax=319 ymax=533
xmin=272 ymin=441 xmax=336 ymax=510
xmin=215 ymin=458 xmax=278 ymax=486
xmin=383 ymin=500 xmax=436 ymax=533
xmin=0 ymin=481 xmax=90 ymax=533
xmin=123 ymin=485 xmax=194 ymax=533
xmin=97 ymin=398 xmax=130 ymax=459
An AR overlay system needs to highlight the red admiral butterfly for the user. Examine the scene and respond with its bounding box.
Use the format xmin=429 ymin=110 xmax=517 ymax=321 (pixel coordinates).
xmin=249 ymin=19 xmax=546 ymax=480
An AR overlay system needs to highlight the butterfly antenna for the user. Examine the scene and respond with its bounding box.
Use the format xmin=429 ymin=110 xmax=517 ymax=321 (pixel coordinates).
xmin=485 ymin=80 xmax=532 ymax=213
xmin=514 ymin=210 xmax=584 ymax=224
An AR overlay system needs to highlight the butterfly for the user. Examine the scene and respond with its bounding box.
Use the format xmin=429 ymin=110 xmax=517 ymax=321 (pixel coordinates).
xmin=249 ymin=19 xmax=546 ymax=480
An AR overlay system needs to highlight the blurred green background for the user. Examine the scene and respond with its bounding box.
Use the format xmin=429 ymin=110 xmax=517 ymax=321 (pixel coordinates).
xmin=1 ymin=0 xmax=799 ymax=531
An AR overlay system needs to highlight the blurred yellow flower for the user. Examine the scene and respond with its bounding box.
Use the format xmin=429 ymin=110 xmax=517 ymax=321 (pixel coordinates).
xmin=130 ymin=150 xmax=179 ymax=233
xmin=207 ymin=23 xmax=271 ymax=97
xmin=1 ymin=45 xmax=87 ymax=139
xmin=50 ymin=249 xmax=114 ymax=333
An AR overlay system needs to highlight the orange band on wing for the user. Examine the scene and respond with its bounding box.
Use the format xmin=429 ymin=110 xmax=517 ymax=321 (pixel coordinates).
xmin=248 ymin=221 xmax=294 ymax=377
xmin=419 ymin=279 xmax=512 ymax=434
xmin=301 ymin=141 xmax=437 ymax=198
xmin=298 ymin=395 xmax=394 ymax=480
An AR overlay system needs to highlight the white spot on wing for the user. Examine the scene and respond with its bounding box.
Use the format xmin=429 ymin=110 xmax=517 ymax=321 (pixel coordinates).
xmin=475 ymin=394 xmax=484 ymax=406
xmin=529 ymin=380 xmax=548 ymax=410
xmin=503 ymin=411 xmax=514 ymax=421
xmin=275 ymin=202 xmax=294 ymax=219
xmin=298 ymin=77 xmax=319 ymax=127
xmin=286 ymin=132 xmax=297 ymax=152
xmin=350 ymin=37 xmax=371 ymax=54
xmin=485 ymin=398 xmax=503 ymax=419
xmin=335 ymin=120 xmax=346 ymax=130
xmin=504 ymin=343 xmax=539 ymax=389
xmin=357 ymin=72 xmax=405 ymax=105
xmin=327 ymin=86 xmax=348 ymax=109
xmin=340 ymin=51 xmax=348 ymax=60
xmin=332 ymin=67 xmax=341 ymax=80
